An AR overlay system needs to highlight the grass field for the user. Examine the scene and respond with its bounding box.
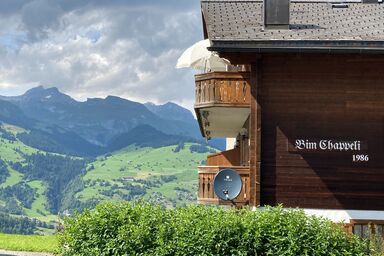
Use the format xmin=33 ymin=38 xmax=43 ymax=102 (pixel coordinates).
xmin=0 ymin=124 xmax=61 ymax=224
xmin=0 ymin=122 xmax=214 ymax=231
xmin=25 ymin=180 xmax=57 ymax=222
xmin=0 ymin=167 xmax=23 ymax=188
xmin=77 ymin=143 xmax=212 ymax=206
xmin=0 ymin=124 xmax=39 ymax=190
xmin=0 ymin=233 xmax=58 ymax=253
xmin=0 ymin=138 xmax=37 ymax=163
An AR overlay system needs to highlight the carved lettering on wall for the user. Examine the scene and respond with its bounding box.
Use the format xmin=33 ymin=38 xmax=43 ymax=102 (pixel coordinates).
xmin=294 ymin=139 xmax=362 ymax=151
xmin=287 ymin=139 xmax=369 ymax=162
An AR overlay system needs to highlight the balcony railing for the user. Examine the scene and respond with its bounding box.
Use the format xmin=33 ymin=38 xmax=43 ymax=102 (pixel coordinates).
xmin=198 ymin=166 xmax=250 ymax=205
xmin=195 ymin=72 xmax=251 ymax=108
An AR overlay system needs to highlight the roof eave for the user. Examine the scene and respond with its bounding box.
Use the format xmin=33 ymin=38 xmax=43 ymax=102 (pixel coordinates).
xmin=209 ymin=40 xmax=384 ymax=54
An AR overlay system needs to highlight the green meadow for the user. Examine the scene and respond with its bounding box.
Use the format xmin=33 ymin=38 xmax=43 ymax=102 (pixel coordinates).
xmin=0 ymin=123 xmax=213 ymax=233
xmin=0 ymin=126 xmax=58 ymax=224
xmin=0 ymin=233 xmax=58 ymax=253
xmin=77 ymin=143 xmax=211 ymax=207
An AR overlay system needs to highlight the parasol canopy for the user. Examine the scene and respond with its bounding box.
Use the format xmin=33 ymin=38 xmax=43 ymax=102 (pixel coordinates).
xmin=176 ymin=39 xmax=230 ymax=71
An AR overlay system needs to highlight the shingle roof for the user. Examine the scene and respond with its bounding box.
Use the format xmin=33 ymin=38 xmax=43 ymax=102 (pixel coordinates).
xmin=201 ymin=0 xmax=384 ymax=52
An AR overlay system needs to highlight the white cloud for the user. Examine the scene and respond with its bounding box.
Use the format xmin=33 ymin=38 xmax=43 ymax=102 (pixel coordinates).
xmin=0 ymin=0 xmax=202 ymax=111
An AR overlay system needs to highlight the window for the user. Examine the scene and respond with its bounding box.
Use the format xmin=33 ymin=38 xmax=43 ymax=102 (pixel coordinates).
xmin=353 ymin=223 xmax=384 ymax=239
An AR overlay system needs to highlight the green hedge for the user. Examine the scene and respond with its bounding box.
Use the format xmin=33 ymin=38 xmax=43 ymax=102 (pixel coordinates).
xmin=59 ymin=202 xmax=367 ymax=256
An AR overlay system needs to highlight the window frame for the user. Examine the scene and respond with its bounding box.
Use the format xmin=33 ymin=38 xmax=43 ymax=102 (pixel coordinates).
xmin=350 ymin=219 xmax=384 ymax=238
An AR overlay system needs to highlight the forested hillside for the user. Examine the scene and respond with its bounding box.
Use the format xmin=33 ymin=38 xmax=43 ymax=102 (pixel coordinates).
xmin=0 ymin=123 xmax=214 ymax=234
xmin=0 ymin=87 xmax=221 ymax=234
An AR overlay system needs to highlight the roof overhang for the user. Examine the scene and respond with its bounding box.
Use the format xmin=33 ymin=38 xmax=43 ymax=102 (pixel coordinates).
xmin=209 ymin=40 xmax=384 ymax=54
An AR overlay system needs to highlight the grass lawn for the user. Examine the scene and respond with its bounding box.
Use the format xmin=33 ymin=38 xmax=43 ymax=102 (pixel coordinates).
xmin=0 ymin=233 xmax=58 ymax=253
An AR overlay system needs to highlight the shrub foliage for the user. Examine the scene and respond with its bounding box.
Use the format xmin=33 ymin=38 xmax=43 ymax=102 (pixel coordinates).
xmin=60 ymin=202 xmax=367 ymax=256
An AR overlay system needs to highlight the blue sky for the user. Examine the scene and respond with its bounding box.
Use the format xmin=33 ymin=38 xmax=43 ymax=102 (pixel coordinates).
xmin=0 ymin=0 xmax=202 ymax=110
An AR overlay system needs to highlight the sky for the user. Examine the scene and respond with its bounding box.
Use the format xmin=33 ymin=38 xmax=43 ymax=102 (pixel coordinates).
xmin=0 ymin=0 xmax=202 ymax=110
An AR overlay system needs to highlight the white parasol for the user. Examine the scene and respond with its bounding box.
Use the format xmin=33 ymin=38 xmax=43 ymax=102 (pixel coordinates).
xmin=176 ymin=39 xmax=230 ymax=71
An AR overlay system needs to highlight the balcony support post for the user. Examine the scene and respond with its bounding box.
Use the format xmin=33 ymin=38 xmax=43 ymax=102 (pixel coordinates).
xmin=250 ymin=59 xmax=262 ymax=207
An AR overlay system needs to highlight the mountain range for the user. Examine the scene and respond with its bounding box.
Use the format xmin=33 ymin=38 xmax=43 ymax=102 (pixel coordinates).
xmin=0 ymin=86 xmax=224 ymax=231
xmin=0 ymin=86 xmax=224 ymax=156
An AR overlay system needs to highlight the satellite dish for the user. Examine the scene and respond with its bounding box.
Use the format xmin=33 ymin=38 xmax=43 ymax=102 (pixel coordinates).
xmin=213 ymin=169 xmax=242 ymax=201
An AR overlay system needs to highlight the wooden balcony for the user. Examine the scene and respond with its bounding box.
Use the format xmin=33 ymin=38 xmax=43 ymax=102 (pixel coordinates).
xmin=194 ymin=72 xmax=251 ymax=138
xmin=207 ymin=147 xmax=240 ymax=166
xmin=207 ymin=142 xmax=249 ymax=166
xmin=195 ymin=71 xmax=251 ymax=108
xmin=198 ymin=166 xmax=250 ymax=205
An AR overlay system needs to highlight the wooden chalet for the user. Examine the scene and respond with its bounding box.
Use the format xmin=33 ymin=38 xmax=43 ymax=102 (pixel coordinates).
xmin=195 ymin=0 xmax=384 ymax=236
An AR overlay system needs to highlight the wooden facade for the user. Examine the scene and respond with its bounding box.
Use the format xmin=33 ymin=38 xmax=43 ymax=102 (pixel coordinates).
xmin=256 ymin=54 xmax=384 ymax=210
xmin=195 ymin=54 xmax=384 ymax=211
xmin=194 ymin=0 xmax=384 ymax=232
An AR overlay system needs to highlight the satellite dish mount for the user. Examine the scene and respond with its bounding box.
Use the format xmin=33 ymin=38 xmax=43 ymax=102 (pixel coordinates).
xmin=213 ymin=169 xmax=242 ymax=205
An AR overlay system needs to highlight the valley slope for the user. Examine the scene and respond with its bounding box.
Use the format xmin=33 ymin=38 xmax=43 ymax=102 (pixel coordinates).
xmin=0 ymin=124 xmax=213 ymax=234
xmin=0 ymin=86 xmax=220 ymax=234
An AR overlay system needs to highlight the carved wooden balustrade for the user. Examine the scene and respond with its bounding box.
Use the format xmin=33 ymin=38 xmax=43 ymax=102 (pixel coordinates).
xmin=195 ymin=72 xmax=251 ymax=108
xmin=198 ymin=166 xmax=250 ymax=205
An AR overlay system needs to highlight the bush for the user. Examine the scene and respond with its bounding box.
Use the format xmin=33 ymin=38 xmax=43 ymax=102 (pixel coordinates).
xmin=370 ymin=234 xmax=384 ymax=256
xmin=367 ymin=225 xmax=384 ymax=256
xmin=60 ymin=202 xmax=367 ymax=256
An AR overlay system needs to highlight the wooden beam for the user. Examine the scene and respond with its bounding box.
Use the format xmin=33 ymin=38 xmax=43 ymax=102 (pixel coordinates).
xmin=250 ymin=59 xmax=262 ymax=207
xmin=219 ymin=53 xmax=259 ymax=65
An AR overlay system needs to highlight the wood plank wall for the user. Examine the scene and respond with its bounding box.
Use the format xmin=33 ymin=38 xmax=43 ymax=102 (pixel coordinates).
xmin=207 ymin=147 xmax=240 ymax=166
xmin=257 ymin=54 xmax=384 ymax=210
